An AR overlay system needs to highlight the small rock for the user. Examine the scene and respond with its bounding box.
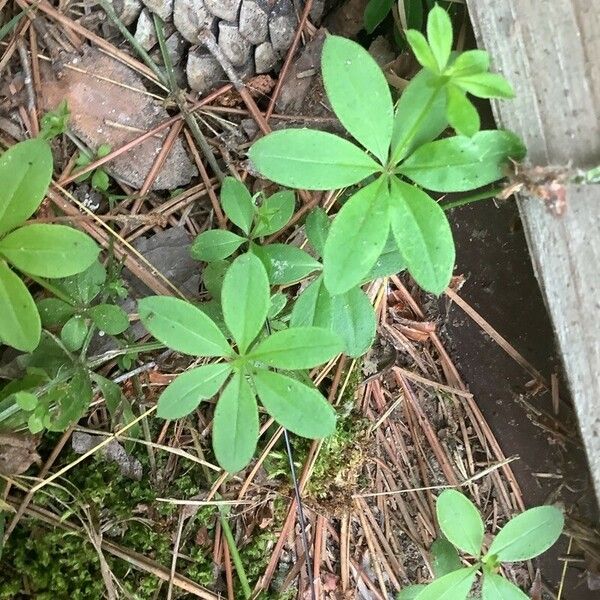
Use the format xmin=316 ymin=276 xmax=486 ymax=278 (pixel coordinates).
xmin=239 ymin=0 xmax=269 ymax=45
xmin=165 ymin=31 xmax=187 ymax=66
xmin=204 ymin=0 xmax=242 ymax=21
xmin=269 ymin=0 xmax=296 ymax=52
xmin=0 ymin=434 xmax=40 ymax=476
xmin=173 ymin=0 xmax=217 ymax=44
xmin=254 ymin=40 xmax=278 ymax=73
xmin=218 ymin=21 xmax=252 ymax=67
xmin=134 ymin=9 xmax=157 ymax=51
xmin=111 ymin=0 xmax=143 ymax=25
xmin=141 ymin=0 xmax=173 ymax=20
xmin=187 ymin=48 xmax=226 ymax=93
xmin=241 ymin=117 xmax=259 ymax=139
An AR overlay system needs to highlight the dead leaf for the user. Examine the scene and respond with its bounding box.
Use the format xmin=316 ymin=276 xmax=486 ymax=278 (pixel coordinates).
xmin=0 ymin=433 xmax=40 ymax=475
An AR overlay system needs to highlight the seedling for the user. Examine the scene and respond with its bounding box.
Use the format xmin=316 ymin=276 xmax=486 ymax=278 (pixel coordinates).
xmin=74 ymin=142 xmax=112 ymax=192
xmin=139 ymin=253 xmax=344 ymax=472
xmin=249 ymin=6 xmax=524 ymax=298
xmin=397 ymin=489 xmax=564 ymax=599
xmin=0 ymin=138 xmax=100 ymax=352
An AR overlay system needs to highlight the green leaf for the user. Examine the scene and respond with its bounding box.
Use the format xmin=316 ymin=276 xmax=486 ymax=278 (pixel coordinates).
xmin=91 ymin=373 xmax=122 ymax=418
xmin=426 ymin=5 xmax=453 ymax=71
xmin=389 ymin=178 xmax=454 ymax=294
xmin=482 ymin=572 xmax=528 ymax=600
xmin=157 ymin=363 xmax=232 ymax=419
xmin=190 ymin=229 xmax=246 ymax=262
xmin=455 ymin=73 xmax=515 ymax=99
xmin=305 ymin=208 xmax=330 ymax=258
xmin=323 ymin=178 xmax=390 ymax=295
xmin=61 ymin=315 xmax=88 ymax=351
xmin=331 ymin=286 xmax=376 ymax=358
xmin=447 ymin=85 xmax=480 ymax=136
xmin=96 ymin=143 xmax=112 ymax=158
xmin=88 ymin=304 xmax=129 ymax=335
xmin=322 ymin=35 xmax=393 ymax=164
xmin=57 ymin=260 xmax=106 ymax=305
xmin=220 ymin=176 xmax=254 ymax=235
xmin=436 ymin=490 xmax=484 ymax=556
xmin=28 ymin=413 xmax=44 ymax=434
xmin=431 ymin=538 xmax=462 ymax=578
xmin=268 ymin=292 xmax=287 ymax=318
xmin=249 ymin=129 xmax=380 ymax=190
xmin=405 ymin=30 xmax=438 ymax=72
xmin=91 ymin=169 xmax=109 ymax=191
xmin=249 ymin=327 xmax=342 ymax=369
xmin=364 ymin=0 xmax=394 ymax=33
xmin=0 ymin=261 xmax=40 ymax=352
xmin=257 ymin=244 xmax=321 ymax=285
xmin=485 ymin=505 xmax=564 ymax=562
xmin=222 ymin=253 xmax=269 ymax=354
xmin=447 ymin=50 xmax=489 ymax=77
xmin=213 ymin=371 xmax=258 ymax=472
xmin=363 ymin=233 xmax=407 ymax=281
xmin=45 ymin=368 xmax=93 ymax=431
xmin=15 ymin=391 xmax=38 ymax=411
xmin=37 ymin=298 xmax=75 ymax=327
xmin=202 ymin=260 xmax=229 ymax=297
xmin=0 ymin=138 xmax=53 ymax=236
xmin=0 ymin=224 xmax=99 ymax=278
xmin=397 ymin=585 xmax=427 ymax=600
xmin=414 ymin=567 xmax=478 ymax=600
xmin=39 ymin=100 xmax=70 ymax=140
xmin=398 ymin=130 xmax=526 ymax=192
xmin=252 ymin=369 xmax=336 ymax=438
xmin=391 ymin=70 xmax=447 ymax=163
xmin=252 ymin=190 xmax=295 ymax=238
xmin=290 ymin=275 xmax=332 ymax=328
xmin=138 ymin=296 xmax=231 ymax=357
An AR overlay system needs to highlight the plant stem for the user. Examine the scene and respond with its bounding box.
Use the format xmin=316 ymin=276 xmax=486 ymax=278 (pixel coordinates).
xmin=218 ymin=506 xmax=252 ymax=599
xmin=441 ymin=187 xmax=503 ymax=211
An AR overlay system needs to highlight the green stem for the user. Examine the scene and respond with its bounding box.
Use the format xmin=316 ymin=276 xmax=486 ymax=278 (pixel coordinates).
xmin=441 ymin=187 xmax=503 ymax=211
xmin=218 ymin=505 xmax=252 ymax=599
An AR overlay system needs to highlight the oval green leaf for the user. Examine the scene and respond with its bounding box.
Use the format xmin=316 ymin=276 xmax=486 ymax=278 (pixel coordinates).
xmin=389 ymin=178 xmax=454 ymax=295
xmin=391 ymin=70 xmax=448 ymax=163
xmin=213 ymin=371 xmax=258 ymax=472
xmin=257 ymin=244 xmax=321 ymax=285
xmin=486 ymin=505 xmax=564 ymax=562
xmin=249 ymin=129 xmax=380 ymax=190
xmin=15 ymin=391 xmax=38 ymax=411
xmin=305 ymin=208 xmax=330 ymax=258
xmin=222 ymin=253 xmax=269 ymax=354
xmin=322 ymin=35 xmax=393 ymax=164
xmin=447 ymin=50 xmax=490 ymax=77
xmin=190 ymin=229 xmax=246 ymax=262
xmin=363 ymin=233 xmax=407 ymax=281
xmin=0 ymin=261 xmax=40 ymax=352
xmin=0 ymin=138 xmax=53 ymax=236
xmin=220 ymin=176 xmax=254 ymax=234
xmin=252 ymin=369 xmax=336 ymax=438
xmin=323 ymin=177 xmax=390 ymax=295
xmin=0 ymin=224 xmax=99 ymax=278
xmin=290 ymin=275 xmax=332 ymax=328
xmin=249 ymin=327 xmax=342 ymax=369
xmin=61 ymin=315 xmax=88 ymax=352
xmin=157 ymin=363 xmax=232 ymax=419
xmin=447 ymin=85 xmax=480 ymax=137
xmin=414 ymin=567 xmax=478 ymax=600
xmin=406 ymin=30 xmax=438 ymax=72
xmin=37 ymin=297 xmax=75 ymax=327
xmin=138 ymin=296 xmax=231 ymax=357
xmin=427 ymin=5 xmax=453 ymax=71
xmin=431 ymin=538 xmax=462 ymax=578
xmin=202 ymin=260 xmax=229 ymax=298
xmin=482 ymin=572 xmax=528 ymax=600
xmin=252 ymin=190 xmax=296 ymax=238
xmin=436 ymin=490 xmax=484 ymax=556
xmin=455 ymin=73 xmax=515 ymax=99
xmin=331 ymin=286 xmax=377 ymax=358
xmin=398 ymin=130 xmax=526 ymax=192
xmin=89 ymin=304 xmax=129 ymax=335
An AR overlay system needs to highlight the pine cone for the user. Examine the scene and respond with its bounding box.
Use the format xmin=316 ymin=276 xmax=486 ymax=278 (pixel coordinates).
xmin=124 ymin=0 xmax=327 ymax=94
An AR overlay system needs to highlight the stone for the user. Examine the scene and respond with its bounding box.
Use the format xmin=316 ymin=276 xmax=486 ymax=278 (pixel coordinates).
xmin=204 ymin=0 xmax=242 ymax=21
xmin=134 ymin=8 xmax=157 ymax=51
xmin=141 ymin=0 xmax=173 ymax=20
xmin=187 ymin=48 xmax=226 ymax=93
xmin=269 ymin=0 xmax=296 ymax=52
xmin=239 ymin=0 xmax=269 ymax=45
xmin=111 ymin=0 xmax=143 ymax=26
xmin=254 ymin=41 xmax=278 ymax=73
xmin=165 ymin=31 xmax=187 ymax=66
xmin=218 ymin=21 xmax=252 ymax=67
xmin=173 ymin=0 xmax=217 ymax=44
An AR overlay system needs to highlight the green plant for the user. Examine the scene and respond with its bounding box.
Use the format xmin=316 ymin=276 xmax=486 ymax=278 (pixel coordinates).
xmin=138 ymin=252 xmax=344 ymax=472
xmin=397 ymin=489 xmax=564 ymax=599
xmin=249 ymin=6 xmax=523 ymax=298
xmin=74 ymin=143 xmax=112 ymax=192
xmin=0 ymin=138 xmax=100 ymax=352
